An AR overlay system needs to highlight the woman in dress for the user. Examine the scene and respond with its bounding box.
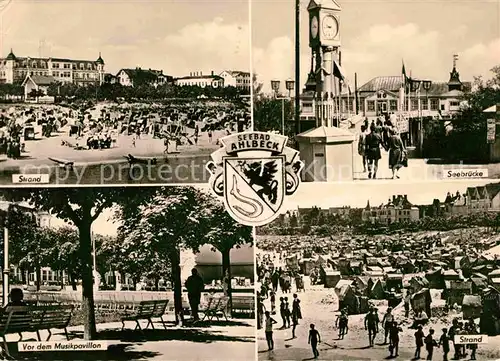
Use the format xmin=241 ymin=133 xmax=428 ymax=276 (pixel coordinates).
xmin=364 ymin=123 xmax=383 ymax=179
xmin=388 ymin=127 xmax=406 ymax=179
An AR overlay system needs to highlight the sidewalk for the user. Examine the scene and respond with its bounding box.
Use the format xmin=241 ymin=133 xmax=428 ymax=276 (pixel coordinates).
xmin=9 ymin=315 xmax=255 ymax=361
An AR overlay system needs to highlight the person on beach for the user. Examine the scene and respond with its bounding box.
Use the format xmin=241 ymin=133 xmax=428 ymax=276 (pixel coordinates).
xmin=291 ymin=293 xmax=302 ymax=338
xmin=414 ymin=325 xmax=425 ymax=360
xmin=284 ymin=296 xmax=291 ymax=328
xmin=438 ymin=328 xmax=450 ymax=361
xmin=265 ymin=311 xmax=277 ymax=351
xmin=308 ymin=323 xmax=321 ymax=359
xmin=382 ymin=307 xmax=395 ymax=344
xmin=279 ymin=297 xmax=286 ymax=328
xmin=335 ymin=308 xmax=349 ymax=340
xmin=425 ymin=329 xmax=438 ymax=360
xmin=364 ymin=307 xmax=379 ymax=347
xmin=389 ymin=321 xmax=402 ymax=358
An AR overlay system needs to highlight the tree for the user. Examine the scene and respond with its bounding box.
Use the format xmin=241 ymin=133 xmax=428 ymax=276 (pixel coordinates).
xmin=49 ymin=226 xmax=81 ymax=290
xmin=115 ymin=187 xmax=220 ymax=325
xmin=4 ymin=188 xmax=139 ymax=340
xmin=7 ymin=206 xmax=55 ymax=290
xmin=202 ymin=198 xmax=252 ymax=315
xmin=253 ymin=96 xmax=294 ymax=135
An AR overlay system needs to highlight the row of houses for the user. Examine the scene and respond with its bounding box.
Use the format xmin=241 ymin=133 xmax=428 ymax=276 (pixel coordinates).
xmin=274 ymin=182 xmax=500 ymax=227
xmin=0 ymin=50 xmax=251 ymax=99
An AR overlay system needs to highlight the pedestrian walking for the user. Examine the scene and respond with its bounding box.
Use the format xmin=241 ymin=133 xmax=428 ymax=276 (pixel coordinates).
xmin=425 ymin=329 xmax=438 ymax=360
xmin=387 ymin=128 xmax=406 ymax=179
xmin=308 ymin=324 xmax=321 ymax=359
xmin=382 ymin=307 xmax=395 ymax=344
xmin=364 ymin=307 xmax=379 ymax=347
xmin=291 ymin=293 xmax=302 ymax=338
xmin=284 ymin=296 xmax=291 ymax=328
xmin=414 ymin=325 xmax=425 ymax=360
xmin=265 ymin=311 xmax=277 ymax=351
xmin=335 ymin=308 xmax=349 ymax=340
xmin=358 ymin=124 xmax=367 ymax=172
xmin=389 ymin=321 xmax=402 ymax=358
xmin=365 ymin=123 xmax=383 ymax=179
xmin=438 ymin=328 xmax=450 ymax=361
xmin=279 ymin=297 xmax=286 ymax=328
xmin=270 ymin=290 xmax=276 ymax=315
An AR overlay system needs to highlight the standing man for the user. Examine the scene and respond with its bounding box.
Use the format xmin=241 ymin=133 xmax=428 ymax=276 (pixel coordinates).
xmin=382 ymin=307 xmax=395 ymax=344
xmin=364 ymin=307 xmax=379 ymax=347
xmin=185 ymin=268 xmax=205 ymax=322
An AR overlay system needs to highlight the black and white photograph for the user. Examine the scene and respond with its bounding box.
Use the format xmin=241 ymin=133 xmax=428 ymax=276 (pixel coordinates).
xmin=0 ymin=186 xmax=255 ymax=360
xmin=0 ymin=0 xmax=251 ymax=185
xmin=256 ymin=181 xmax=500 ymax=360
xmin=252 ymin=0 xmax=500 ymax=182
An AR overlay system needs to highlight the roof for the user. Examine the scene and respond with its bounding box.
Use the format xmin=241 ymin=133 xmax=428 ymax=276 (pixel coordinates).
xmin=296 ymin=125 xmax=355 ymax=143
xmin=221 ymin=70 xmax=250 ymax=77
xmin=96 ymin=53 xmax=104 ymax=65
xmin=358 ymin=76 xmax=469 ymax=96
xmin=176 ymin=75 xmax=223 ymax=81
xmin=24 ymin=75 xmax=57 ymax=86
xmin=486 ymin=183 xmax=500 ymax=200
xmin=6 ymin=49 xmax=15 ymax=61
xmin=462 ymin=295 xmax=481 ymax=307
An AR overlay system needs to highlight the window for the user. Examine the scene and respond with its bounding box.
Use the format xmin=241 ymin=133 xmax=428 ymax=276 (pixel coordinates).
xmin=411 ymin=99 xmax=418 ymax=111
xmin=430 ymin=99 xmax=439 ymax=111
xmin=441 ymin=104 xmax=445 ymax=111
xmin=52 ymin=63 xmax=59 ymax=69
xmin=64 ymin=64 xmax=70 ymax=69
xmin=422 ymin=100 xmax=429 ymax=110
xmin=450 ymin=101 xmax=460 ymax=107
xmin=53 ymin=71 xmax=59 ymax=77
xmin=390 ymin=100 xmax=398 ymax=111
xmin=367 ymin=100 xmax=375 ymax=112
xmin=80 ymin=63 xmax=84 ymax=70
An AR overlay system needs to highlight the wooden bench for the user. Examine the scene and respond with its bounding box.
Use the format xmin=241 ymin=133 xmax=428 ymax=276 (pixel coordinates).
xmin=201 ymin=297 xmax=229 ymax=322
xmin=231 ymin=296 xmax=255 ymax=317
xmin=0 ymin=304 xmax=74 ymax=357
xmin=121 ymin=300 xmax=169 ymax=331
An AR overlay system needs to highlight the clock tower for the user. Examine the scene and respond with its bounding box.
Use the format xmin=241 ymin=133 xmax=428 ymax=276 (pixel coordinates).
xmin=307 ymin=0 xmax=341 ymax=127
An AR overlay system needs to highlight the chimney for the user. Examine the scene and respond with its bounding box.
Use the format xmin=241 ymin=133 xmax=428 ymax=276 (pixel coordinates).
xmin=392 ymin=195 xmax=396 ymax=202
xmin=200 ymin=71 xmax=202 ymax=76
xmin=404 ymin=195 xmax=408 ymax=201
xmin=211 ymin=70 xmax=214 ymax=76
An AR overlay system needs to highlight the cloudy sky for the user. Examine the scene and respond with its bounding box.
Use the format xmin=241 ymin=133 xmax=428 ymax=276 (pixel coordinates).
xmin=252 ymin=0 xmax=500 ymax=92
xmin=0 ymin=0 xmax=250 ymax=77
xmin=282 ymin=179 xmax=495 ymax=210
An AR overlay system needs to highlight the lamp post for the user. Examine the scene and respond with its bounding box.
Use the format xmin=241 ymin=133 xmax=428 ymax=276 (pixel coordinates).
xmin=271 ymin=79 xmax=295 ymax=135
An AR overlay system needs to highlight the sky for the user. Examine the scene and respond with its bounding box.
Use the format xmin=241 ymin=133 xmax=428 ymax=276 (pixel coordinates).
xmin=0 ymin=0 xmax=250 ymax=77
xmin=252 ymin=0 xmax=500 ymax=93
xmin=282 ymin=179 xmax=496 ymax=210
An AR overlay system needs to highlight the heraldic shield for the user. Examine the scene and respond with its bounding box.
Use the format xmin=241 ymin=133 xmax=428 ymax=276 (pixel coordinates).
xmin=224 ymin=156 xmax=285 ymax=227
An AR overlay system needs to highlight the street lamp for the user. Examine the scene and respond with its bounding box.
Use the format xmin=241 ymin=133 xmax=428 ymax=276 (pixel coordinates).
xmin=270 ymin=79 xmax=295 ymax=135
xmin=285 ymin=79 xmax=295 ymax=99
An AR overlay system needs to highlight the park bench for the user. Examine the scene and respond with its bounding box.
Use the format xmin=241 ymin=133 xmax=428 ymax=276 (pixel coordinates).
xmin=120 ymin=299 xmax=169 ymax=332
xmin=0 ymin=304 xmax=74 ymax=357
xmin=201 ymin=297 xmax=229 ymax=322
xmin=231 ymin=296 xmax=255 ymax=318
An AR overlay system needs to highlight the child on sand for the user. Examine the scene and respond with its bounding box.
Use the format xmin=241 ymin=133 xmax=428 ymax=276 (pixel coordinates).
xmin=425 ymin=329 xmax=438 ymax=360
xmin=264 ymin=311 xmax=277 ymax=351
xmin=438 ymin=328 xmax=450 ymax=361
xmin=279 ymin=297 xmax=286 ymax=328
xmin=308 ymin=324 xmax=321 ymax=359
xmin=414 ymin=325 xmax=425 ymax=360
xmin=284 ymin=297 xmax=291 ymax=328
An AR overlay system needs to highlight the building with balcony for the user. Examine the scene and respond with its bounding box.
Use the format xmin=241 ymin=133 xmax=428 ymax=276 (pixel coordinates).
xmin=219 ymin=70 xmax=251 ymax=91
xmin=175 ymin=71 xmax=224 ymax=88
xmin=0 ymin=49 xmax=105 ymax=86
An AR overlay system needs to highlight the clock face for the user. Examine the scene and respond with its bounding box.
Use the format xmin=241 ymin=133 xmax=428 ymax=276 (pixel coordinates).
xmin=310 ymin=16 xmax=319 ymax=39
xmin=322 ymin=15 xmax=338 ymax=39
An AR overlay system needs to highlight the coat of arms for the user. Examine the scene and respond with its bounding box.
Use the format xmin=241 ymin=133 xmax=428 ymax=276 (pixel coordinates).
xmin=207 ymin=132 xmax=303 ymax=226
